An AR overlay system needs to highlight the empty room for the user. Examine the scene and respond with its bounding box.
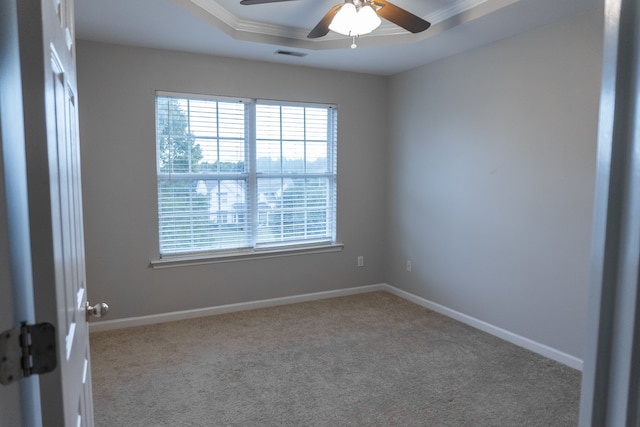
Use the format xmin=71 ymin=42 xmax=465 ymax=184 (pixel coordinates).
xmin=4 ymin=0 xmax=638 ymax=425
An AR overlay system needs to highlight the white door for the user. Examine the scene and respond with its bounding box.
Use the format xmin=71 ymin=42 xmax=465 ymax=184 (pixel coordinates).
xmin=5 ymin=0 xmax=97 ymax=425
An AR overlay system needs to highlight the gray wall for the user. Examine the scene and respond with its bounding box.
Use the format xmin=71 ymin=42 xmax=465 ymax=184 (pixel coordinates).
xmin=77 ymin=41 xmax=389 ymax=320
xmin=386 ymin=9 xmax=603 ymax=359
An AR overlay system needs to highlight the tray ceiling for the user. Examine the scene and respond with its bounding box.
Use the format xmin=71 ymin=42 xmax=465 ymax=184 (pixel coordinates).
xmin=74 ymin=0 xmax=601 ymax=75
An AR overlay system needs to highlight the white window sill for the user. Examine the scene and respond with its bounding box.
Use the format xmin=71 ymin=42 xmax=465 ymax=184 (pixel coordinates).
xmin=150 ymin=243 xmax=344 ymax=269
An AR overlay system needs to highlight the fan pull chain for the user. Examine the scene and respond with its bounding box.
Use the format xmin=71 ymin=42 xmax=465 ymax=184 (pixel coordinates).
xmin=351 ymin=36 xmax=357 ymax=49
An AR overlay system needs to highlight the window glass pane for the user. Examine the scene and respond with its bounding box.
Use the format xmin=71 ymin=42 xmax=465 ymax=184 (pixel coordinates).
xmin=218 ymin=102 xmax=246 ymax=138
xmin=305 ymin=108 xmax=328 ymax=140
xmin=255 ymin=104 xmax=281 ymax=139
xmin=282 ymin=140 xmax=305 ymax=174
xmin=207 ymin=179 xmax=250 ymax=249
xmin=156 ymin=98 xmax=199 ymax=174
xmin=188 ymin=99 xmax=218 ymax=138
xmin=306 ymin=140 xmax=328 ymax=173
xmin=158 ymin=179 xmax=215 ymax=254
xmin=197 ymin=139 xmax=246 ymax=173
xmin=256 ymin=177 xmax=331 ymax=245
xmin=257 ymin=177 xmax=286 ymax=243
xmin=281 ymin=106 xmax=304 ymax=140
xmin=158 ymin=178 xmax=249 ymax=254
xmin=256 ymin=104 xmax=332 ymax=175
xmin=156 ymin=97 xmax=246 ymax=175
xmin=256 ymin=139 xmax=281 ymax=174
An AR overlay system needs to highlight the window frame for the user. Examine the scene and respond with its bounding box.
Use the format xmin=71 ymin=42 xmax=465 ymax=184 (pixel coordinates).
xmin=152 ymin=91 xmax=342 ymax=267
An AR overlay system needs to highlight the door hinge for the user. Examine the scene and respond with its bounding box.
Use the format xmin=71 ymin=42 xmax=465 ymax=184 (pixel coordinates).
xmin=0 ymin=322 xmax=56 ymax=385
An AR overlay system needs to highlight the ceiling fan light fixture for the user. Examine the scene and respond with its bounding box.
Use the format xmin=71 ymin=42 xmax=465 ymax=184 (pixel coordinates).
xmin=328 ymin=1 xmax=381 ymax=37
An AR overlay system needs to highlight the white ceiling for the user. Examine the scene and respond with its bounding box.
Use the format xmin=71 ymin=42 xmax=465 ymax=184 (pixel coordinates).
xmin=74 ymin=0 xmax=601 ymax=76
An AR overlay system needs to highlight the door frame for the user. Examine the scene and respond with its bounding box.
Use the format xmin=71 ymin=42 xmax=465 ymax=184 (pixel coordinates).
xmin=0 ymin=0 xmax=42 ymax=425
xmin=579 ymin=0 xmax=640 ymax=425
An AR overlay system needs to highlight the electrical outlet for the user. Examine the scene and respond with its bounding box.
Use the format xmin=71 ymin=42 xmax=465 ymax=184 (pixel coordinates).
xmin=406 ymin=260 xmax=412 ymax=272
xmin=357 ymin=256 xmax=364 ymax=267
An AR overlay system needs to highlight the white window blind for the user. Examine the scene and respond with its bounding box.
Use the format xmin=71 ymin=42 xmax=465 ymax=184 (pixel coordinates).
xmin=155 ymin=93 xmax=337 ymax=257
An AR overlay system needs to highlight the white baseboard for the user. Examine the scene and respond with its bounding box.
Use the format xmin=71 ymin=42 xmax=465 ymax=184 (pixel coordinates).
xmin=88 ymin=284 xmax=387 ymax=333
xmin=90 ymin=282 xmax=583 ymax=371
xmin=381 ymin=284 xmax=584 ymax=371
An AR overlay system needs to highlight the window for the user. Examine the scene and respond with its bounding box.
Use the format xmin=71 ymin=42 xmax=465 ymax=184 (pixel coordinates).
xmin=155 ymin=92 xmax=337 ymax=258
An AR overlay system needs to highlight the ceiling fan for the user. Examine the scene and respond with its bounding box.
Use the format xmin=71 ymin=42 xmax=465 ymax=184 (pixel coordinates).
xmin=239 ymin=0 xmax=431 ymax=43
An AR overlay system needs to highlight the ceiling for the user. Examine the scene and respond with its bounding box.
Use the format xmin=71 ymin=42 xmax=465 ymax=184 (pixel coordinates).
xmin=74 ymin=0 xmax=601 ymax=76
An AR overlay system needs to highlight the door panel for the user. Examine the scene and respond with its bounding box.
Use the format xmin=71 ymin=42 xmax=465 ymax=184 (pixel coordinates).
xmin=15 ymin=0 xmax=94 ymax=424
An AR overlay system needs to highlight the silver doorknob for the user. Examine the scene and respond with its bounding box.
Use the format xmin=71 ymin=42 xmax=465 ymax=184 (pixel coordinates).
xmin=86 ymin=302 xmax=109 ymax=320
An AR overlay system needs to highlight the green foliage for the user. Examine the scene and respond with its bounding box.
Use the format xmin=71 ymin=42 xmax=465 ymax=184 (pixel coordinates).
xmin=156 ymin=98 xmax=212 ymax=253
xmin=157 ymin=98 xmax=203 ymax=174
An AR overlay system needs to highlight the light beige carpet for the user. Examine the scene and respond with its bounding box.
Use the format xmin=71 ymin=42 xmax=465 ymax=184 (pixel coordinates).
xmin=90 ymin=291 xmax=580 ymax=426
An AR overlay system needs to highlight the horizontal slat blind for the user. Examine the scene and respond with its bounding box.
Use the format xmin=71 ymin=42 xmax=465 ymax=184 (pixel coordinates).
xmin=156 ymin=94 xmax=337 ymax=257
xmin=156 ymin=96 xmax=249 ymax=255
xmin=255 ymin=103 xmax=337 ymax=247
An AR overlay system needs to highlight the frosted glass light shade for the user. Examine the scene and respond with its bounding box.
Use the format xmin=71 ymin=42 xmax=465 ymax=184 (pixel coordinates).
xmin=328 ymin=3 xmax=358 ymax=36
xmin=329 ymin=3 xmax=381 ymax=37
xmin=355 ymin=5 xmax=381 ymax=35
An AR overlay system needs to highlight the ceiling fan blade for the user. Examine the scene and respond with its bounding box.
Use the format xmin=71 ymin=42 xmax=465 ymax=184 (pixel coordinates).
xmin=374 ymin=0 xmax=430 ymax=33
xmin=307 ymin=4 xmax=342 ymax=39
xmin=240 ymin=0 xmax=299 ymax=5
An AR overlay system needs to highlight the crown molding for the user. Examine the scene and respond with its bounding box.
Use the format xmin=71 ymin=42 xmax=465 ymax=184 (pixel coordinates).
xmin=173 ymin=0 xmax=502 ymax=50
xmin=426 ymin=0 xmax=488 ymax=23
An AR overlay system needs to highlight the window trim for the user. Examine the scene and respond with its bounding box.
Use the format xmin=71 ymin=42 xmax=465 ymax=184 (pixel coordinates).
xmin=150 ymin=242 xmax=344 ymax=269
xmin=152 ymin=91 xmax=340 ymax=265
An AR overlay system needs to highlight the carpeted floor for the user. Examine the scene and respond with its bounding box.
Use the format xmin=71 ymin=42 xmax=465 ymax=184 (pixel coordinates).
xmin=90 ymin=291 xmax=581 ymax=426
